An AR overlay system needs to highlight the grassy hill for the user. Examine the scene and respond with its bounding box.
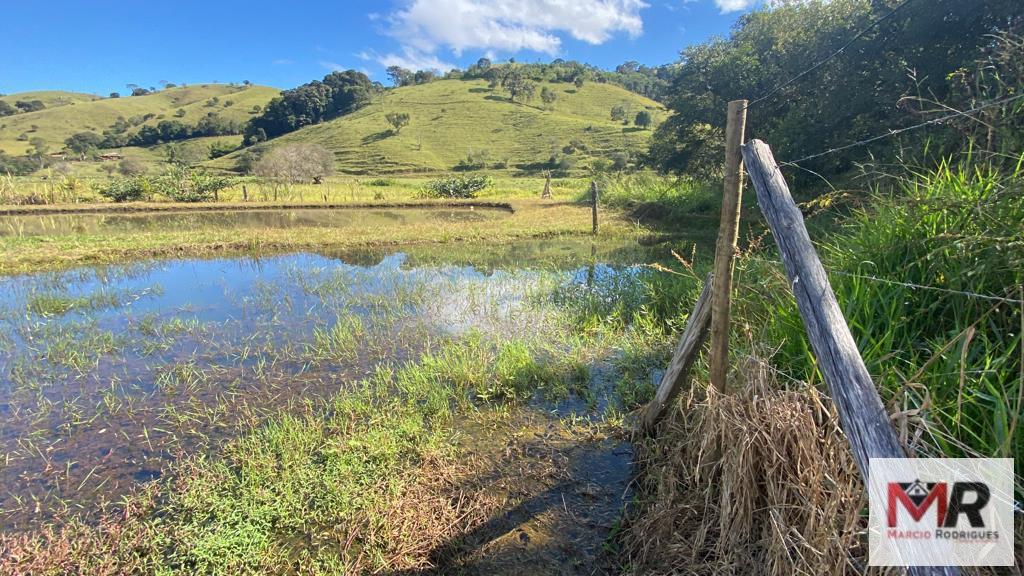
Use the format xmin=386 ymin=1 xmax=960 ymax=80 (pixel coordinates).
xmin=0 ymin=91 xmax=101 ymax=110
xmin=0 ymin=84 xmax=278 ymax=155
xmin=213 ymin=79 xmax=664 ymax=175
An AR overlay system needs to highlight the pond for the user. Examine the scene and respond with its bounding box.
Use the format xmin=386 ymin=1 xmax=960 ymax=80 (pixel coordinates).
xmin=0 ymin=238 xmax=657 ymax=530
xmin=0 ymin=206 xmax=511 ymax=237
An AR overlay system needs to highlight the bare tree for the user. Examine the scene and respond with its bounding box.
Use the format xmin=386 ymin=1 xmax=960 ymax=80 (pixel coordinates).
xmin=254 ymin=143 xmax=334 ymax=199
xmin=255 ymin=143 xmax=334 ymax=183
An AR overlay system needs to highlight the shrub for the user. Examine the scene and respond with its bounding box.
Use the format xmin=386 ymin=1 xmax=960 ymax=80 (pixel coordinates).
xmin=100 ymin=177 xmax=151 ymax=202
xmin=153 ymin=165 xmax=232 ymax=202
xmin=208 ymin=140 xmax=236 ymax=159
xmin=117 ymin=158 xmax=147 ymax=176
xmin=421 ymin=175 xmax=492 ymax=198
xmin=610 ymin=151 xmax=630 ymax=171
xmin=365 ymin=178 xmax=395 ymax=187
xmin=455 ymin=149 xmax=490 ymax=171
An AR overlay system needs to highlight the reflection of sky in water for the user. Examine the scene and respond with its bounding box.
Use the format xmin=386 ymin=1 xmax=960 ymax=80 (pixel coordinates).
xmin=0 ymin=251 xmax=645 ymax=391
xmin=0 ymin=248 xmax=646 ymax=528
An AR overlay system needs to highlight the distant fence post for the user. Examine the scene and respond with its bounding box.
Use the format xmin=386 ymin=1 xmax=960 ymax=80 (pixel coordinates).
xmin=638 ymin=273 xmax=714 ymax=433
xmin=742 ymin=139 xmax=957 ymax=576
xmin=709 ymin=99 xmax=748 ymax=391
xmin=591 ymin=181 xmax=599 ymax=235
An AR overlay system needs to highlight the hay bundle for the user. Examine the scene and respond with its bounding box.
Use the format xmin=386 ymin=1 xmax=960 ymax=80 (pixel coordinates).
xmin=625 ymin=358 xmax=864 ymax=575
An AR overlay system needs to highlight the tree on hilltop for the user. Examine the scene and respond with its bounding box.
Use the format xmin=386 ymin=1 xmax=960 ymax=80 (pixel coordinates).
xmin=386 ymin=66 xmax=413 ymax=87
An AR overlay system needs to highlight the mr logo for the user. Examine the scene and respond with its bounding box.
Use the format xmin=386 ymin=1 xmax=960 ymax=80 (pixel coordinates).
xmin=887 ymin=480 xmax=990 ymax=528
xmin=869 ymin=458 xmax=1012 ymax=566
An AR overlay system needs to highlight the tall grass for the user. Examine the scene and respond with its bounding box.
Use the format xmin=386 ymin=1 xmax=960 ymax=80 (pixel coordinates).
xmin=743 ymin=157 xmax=1024 ymax=474
xmin=589 ymin=172 xmax=722 ymax=224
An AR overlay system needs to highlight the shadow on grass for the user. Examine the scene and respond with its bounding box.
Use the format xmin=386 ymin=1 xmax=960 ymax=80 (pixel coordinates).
xmin=380 ymin=419 xmax=631 ymax=576
xmin=362 ymin=130 xmax=394 ymax=144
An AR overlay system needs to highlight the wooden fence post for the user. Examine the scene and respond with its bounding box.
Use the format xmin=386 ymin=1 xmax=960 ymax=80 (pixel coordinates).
xmin=591 ymin=181 xmax=599 ymax=235
xmin=638 ymin=273 xmax=714 ymax=433
xmin=709 ymin=99 xmax=748 ymax=391
xmin=742 ymin=139 xmax=957 ymax=576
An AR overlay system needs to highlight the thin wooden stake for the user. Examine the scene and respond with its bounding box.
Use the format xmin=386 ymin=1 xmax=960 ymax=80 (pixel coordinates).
xmin=638 ymin=273 xmax=713 ymax=433
xmin=709 ymin=99 xmax=747 ymax=391
xmin=591 ymin=181 xmax=599 ymax=235
xmin=742 ymin=139 xmax=957 ymax=576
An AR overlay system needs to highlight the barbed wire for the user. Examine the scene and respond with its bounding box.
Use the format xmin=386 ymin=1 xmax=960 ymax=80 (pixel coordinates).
xmin=778 ymin=92 xmax=1024 ymax=166
xmin=746 ymin=0 xmax=918 ymax=110
xmin=827 ymin=270 xmax=1024 ymax=306
xmin=742 ymin=254 xmax=1024 ymax=305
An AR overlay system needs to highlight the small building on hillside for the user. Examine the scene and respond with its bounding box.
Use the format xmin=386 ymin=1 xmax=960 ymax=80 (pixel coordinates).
xmin=98 ymin=152 xmax=123 ymax=161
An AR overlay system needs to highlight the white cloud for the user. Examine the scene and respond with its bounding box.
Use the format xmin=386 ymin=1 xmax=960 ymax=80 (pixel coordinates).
xmin=373 ymin=0 xmax=647 ymax=70
xmin=319 ymin=60 xmax=349 ymax=71
xmin=715 ymin=0 xmax=757 ymax=13
xmin=359 ymin=47 xmax=456 ymax=72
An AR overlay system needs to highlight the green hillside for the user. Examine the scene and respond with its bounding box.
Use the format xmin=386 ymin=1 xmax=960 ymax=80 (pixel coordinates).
xmin=214 ymin=79 xmax=664 ymax=175
xmin=0 ymin=91 xmax=101 ymax=110
xmin=0 ymin=84 xmax=278 ymax=155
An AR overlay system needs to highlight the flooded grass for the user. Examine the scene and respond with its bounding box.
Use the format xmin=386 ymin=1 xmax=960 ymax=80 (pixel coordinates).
xmin=0 ymin=235 xmax=701 ymax=571
xmin=0 ymin=200 xmax=643 ymax=275
xmin=0 ymin=206 xmax=510 ymax=238
xmin=0 ymin=186 xmax=726 ymax=573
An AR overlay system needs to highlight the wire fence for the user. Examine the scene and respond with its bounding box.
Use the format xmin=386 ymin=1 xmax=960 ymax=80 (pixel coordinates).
xmin=746 ymin=0 xmax=919 ymax=110
xmin=738 ymin=254 xmax=1024 ymax=307
xmin=725 ymin=5 xmax=1024 ymax=313
xmin=780 ymin=92 xmax=1024 ymax=167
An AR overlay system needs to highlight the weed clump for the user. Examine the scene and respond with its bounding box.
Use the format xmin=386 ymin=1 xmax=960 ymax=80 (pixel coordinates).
xmin=624 ymin=362 xmax=862 ymax=575
xmin=100 ymin=176 xmax=151 ymax=202
xmin=421 ymin=175 xmax=492 ymax=199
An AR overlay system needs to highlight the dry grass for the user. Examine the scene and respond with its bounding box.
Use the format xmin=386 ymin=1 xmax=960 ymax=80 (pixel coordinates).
xmin=624 ymin=357 xmax=865 ymax=576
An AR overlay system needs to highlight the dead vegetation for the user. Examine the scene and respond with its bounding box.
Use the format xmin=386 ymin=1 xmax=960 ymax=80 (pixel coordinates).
xmin=624 ymin=358 xmax=865 ymax=576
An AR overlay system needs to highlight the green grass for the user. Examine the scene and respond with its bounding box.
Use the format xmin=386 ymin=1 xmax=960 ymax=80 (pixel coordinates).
xmin=0 ymin=319 xmax=632 ymax=574
xmin=0 ymin=84 xmax=278 ymax=156
xmin=0 ymin=90 xmax=100 ymax=110
xmin=211 ymin=78 xmax=664 ymax=175
xmin=0 ymin=195 xmax=645 ymax=275
xmin=733 ymin=158 xmax=1024 ymax=479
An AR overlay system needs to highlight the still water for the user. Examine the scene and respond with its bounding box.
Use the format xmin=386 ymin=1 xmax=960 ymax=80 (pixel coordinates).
xmin=0 ymin=238 xmax=653 ymax=529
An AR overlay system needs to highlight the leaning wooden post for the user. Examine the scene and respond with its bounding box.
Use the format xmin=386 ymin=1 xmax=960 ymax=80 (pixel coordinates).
xmin=590 ymin=181 xmax=599 ymax=235
xmin=708 ymin=99 xmax=747 ymax=391
xmin=638 ymin=273 xmax=713 ymax=433
xmin=742 ymin=139 xmax=956 ymax=576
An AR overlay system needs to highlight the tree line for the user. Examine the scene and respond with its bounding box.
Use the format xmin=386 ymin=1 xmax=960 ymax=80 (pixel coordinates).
xmin=243 ymin=71 xmax=382 ymax=143
xmin=645 ymin=0 xmax=1023 ymax=179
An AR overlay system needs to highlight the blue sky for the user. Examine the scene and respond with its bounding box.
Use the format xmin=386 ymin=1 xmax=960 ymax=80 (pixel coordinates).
xmin=0 ymin=0 xmax=758 ymax=95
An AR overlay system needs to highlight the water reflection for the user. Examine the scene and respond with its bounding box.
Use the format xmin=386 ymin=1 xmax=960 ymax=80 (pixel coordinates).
xmin=0 ymin=239 xmax=650 ymax=529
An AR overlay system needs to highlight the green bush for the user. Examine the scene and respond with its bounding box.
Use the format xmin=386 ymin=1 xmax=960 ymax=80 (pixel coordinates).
xmin=365 ymin=178 xmax=395 ymax=187
xmin=153 ymin=165 xmax=233 ymax=202
xmin=421 ymin=175 xmax=492 ymax=198
xmin=99 ymin=177 xmax=151 ymax=202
